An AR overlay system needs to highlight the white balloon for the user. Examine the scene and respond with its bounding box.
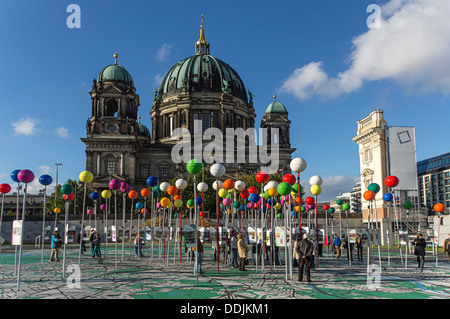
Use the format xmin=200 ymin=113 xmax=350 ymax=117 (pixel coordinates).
xmin=213 ymin=180 xmax=224 ymax=190
xmin=290 ymin=157 xmax=307 ymax=173
xmin=309 ymin=175 xmax=323 ymax=186
xmin=175 ymin=178 xmax=187 ymax=190
xmin=264 ymin=181 xmax=278 ymax=191
xmin=159 ymin=182 xmax=170 ymax=192
xmin=234 ymin=180 xmax=246 ymax=191
xmin=197 ymin=182 xmax=208 ymax=193
xmin=210 ymin=163 xmax=226 ymax=177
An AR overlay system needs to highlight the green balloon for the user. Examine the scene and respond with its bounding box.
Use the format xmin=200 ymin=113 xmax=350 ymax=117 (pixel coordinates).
xmin=300 ymin=206 xmax=306 ymax=212
xmin=220 ymin=203 xmax=225 ymax=210
xmin=342 ymin=203 xmax=350 ymax=211
xmin=277 ymin=182 xmax=292 ymax=196
xmin=186 ymin=159 xmax=203 ymax=175
xmin=367 ymin=183 xmax=380 ymax=194
xmin=154 ymin=184 xmax=161 ymax=193
xmin=263 ymin=190 xmax=270 ymax=199
xmin=328 ymin=207 xmax=335 ymax=214
xmin=233 ymin=201 xmax=240 ymax=208
xmin=187 ymin=199 xmax=195 ymax=207
xmin=403 ymin=201 xmax=413 ymax=210
xmin=292 ymin=183 xmax=302 ymax=193
xmin=61 ymin=184 xmax=73 ymax=195
xmin=173 ymin=213 xmax=178 ymax=218
xmin=277 ymin=213 xmax=282 ymax=219
xmin=336 ymin=199 xmax=343 ymax=206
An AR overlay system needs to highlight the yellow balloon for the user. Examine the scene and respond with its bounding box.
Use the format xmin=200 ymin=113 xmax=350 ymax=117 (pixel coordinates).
xmin=310 ymin=185 xmax=322 ymax=196
xmin=228 ymin=188 xmax=235 ymax=194
xmin=218 ymin=188 xmax=228 ymax=198
xmin=268 ymin=188 xmax=278 ymax=197
xmin=295 ymin=205 xmax=300 ymax=212
xmin=102 ymin=190 xmax=112 ymax=199
xmin=291 ymin=191 xmax=296 ymax=197
xmin=160 ymin=197 xmax=171 ymax=207
xmin=174 ymin=199 xmax=183 ymax=208
xmin=79 ymin=171 xmax=93 ymax=183
xmin=54 ymin=207 xmax=61 ymax=214
xmin=275 ymin=202 xmax=281 ymax=210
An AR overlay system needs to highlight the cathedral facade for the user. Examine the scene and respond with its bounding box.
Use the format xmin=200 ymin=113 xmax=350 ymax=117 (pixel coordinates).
xmin=81 ymin=19 xmax=295 ymax=190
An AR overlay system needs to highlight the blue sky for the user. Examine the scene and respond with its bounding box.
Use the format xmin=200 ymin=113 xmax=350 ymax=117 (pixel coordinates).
xmin=0 ymin=0 xmax=449 ymax=200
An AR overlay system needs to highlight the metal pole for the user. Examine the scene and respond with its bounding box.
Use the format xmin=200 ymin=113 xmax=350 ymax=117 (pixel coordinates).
xmin=78 ymin=183 xmax=87 ymax=265
xmin=17 ymin=183 xmax=28 ymax=290
xmin=62 ymin=199 xmax=69 ymax=279
xmin=41 ymin=186 xmax=47 ymax=263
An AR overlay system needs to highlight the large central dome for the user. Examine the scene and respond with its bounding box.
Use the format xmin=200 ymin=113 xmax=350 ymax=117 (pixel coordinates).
xmin=158 ymin=54 xmax=248 ymax=102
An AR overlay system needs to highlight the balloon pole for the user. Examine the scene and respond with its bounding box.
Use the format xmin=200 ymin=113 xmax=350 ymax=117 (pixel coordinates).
xmin=121 ymin=192 xmax=126 ymax=261
xmin=216 ymin=177 xmax=220 ymax=275
xmin=180 ymin=189 xmax=183 ymax=264
xmin=78 ymin=182 xmax=87 ymax=266
xmin=129 ymin=198 xmax=134 ymax=258
xmin=41 ymin=185 xmax=47 ymax=263
xmin=62 ymin=198 xmax=69 ymax=279
xmin=315 ymin=195 xmax=319 ymax=268
xmin=14 ymin=181 xmax=20 ymax=276
xmin=16 ymin=183 xmax=28 ymax=290
xmin=194 ymin=174 xmax=199 ymax=287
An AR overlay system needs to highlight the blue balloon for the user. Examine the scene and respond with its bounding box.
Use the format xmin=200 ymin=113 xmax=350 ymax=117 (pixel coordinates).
xmin=291 ymin=211 xmax=295 ymax=216
xmin=262 ymin=205 xmax=267 ymax=212
xmin=90 ymin=192 xmax=100 ymax=200
xmin=11 ymin=169 xmax=21 ymax=183
xmin=39 ymin=174 xmax=53 ymax=186
xmin=249 ymin=193 xmax=260 ymax=203
xmin=146 ymin=176 xmax=159 ymax=187
xmin=268 ymin=198 xmax=277 ymax=206
xmin=383 ymin=193 xmax=393 ymax=202
xmin=196 ymin=197 xmax=203 ymax=205
xmin=240 ymin=204 xmax=246 ymax=211
xmin=136 ymin=202 xmax=144 ymax=209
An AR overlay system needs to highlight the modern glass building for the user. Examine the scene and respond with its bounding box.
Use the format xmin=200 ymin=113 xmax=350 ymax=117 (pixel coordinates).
xmin=417 ymin=152 xmax=450 ymax=213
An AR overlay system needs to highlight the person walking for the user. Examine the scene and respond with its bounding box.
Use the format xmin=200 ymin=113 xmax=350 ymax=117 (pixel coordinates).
xmin=91 ymin=232 xmax=102 ymax=258
xmin=237 ymin=233 xmax=249 ymax=271
xmin=413 ymin=233 xmax=426 ymax=270
xmin=230 ymin=230 xmax=239 ymax=269
xmin=333 ymin=234 xmax=341 ymax=259
xmin=344 ymin=237 xmax=353 ymax=261
xmin=356 ymin=234 xmax=364 ymax=261
xmin=49 ymin=230 xmax=62 ymax=262
xmin=296 ymin=233 xmax=314 ymax=282
xmin=134 ymin=234 xmax=144 ymax=257
xmin=293 ymin=237 xmax=300 ymax=268
xmin=194 ymin=232 xmax=204 ymax=274
xmin=89 ymin=229 xmax=96 ymax=256
xmin=444 ymin=234 xmax=450 ymax=260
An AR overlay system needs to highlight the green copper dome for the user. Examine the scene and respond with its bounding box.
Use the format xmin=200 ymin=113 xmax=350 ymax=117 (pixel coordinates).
xmin=158 ymin=54 xmax=247 ymax=102
xmin=137 ymin=123 xmax=151 ymax=138
xmin=98 ymin=64 xmax=133 ymax=83
xmin=264 ymin=100 xmax=288 ymax=114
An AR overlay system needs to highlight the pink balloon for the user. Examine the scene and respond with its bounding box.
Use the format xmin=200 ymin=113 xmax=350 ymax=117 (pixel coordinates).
xmin=156 ymin=202 xmax=162 ymax=208
xmin=87 ymin=209 xmax=93 ymax=215
xmin=18 ymin=169 xmax=35 ymax=184
xmin=109 ymin=179 xmax=121 ymax=190
xmin=223 ymin=198 xmax=231 ymax=206
xmin=120 ymin=182 xmax=130 ymax=193
xmin=247 ymin=202 xmax=254 ymax=209
xmin=100 ymin=204 xmax=106 ymax=211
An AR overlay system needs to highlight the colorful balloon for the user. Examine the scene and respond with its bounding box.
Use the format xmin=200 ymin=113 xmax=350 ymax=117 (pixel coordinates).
xmin=0 ymin=183 xmax=12 ymax=194
xmin=167 ymin=186 xmax=177 ymax=196
xmin=79 ymin=171 xmax=93 ymax=183
xmin=141 ymin=188 xmax=150 ymax=198
xmin=255 ymin=171 xmax=269 ymax=184
xmin=383 ymin=193 xmax=393 ymax=202
xmin=18 ymin=169 xmax=34 ymax=184
xmin=87 ymin=209 xmax=93 ymax=215
xmin=290 ymin=158 xmax=307 ymax=173
xmin=363 ymin=190 xmax=375 ymax=201
xmin=212 ymin=180 xmax=224 ymax=190
xmin=336 ymin=199 xmax=343 ymax=205
xmin=100 ymin=204 xmax=107 ymax=211
xmin=367 ymin=183 xmax=380 ymax=194
xmin=160 ymin=197 xmax=171 ymax=207
xmin=11 ymin=169 xmax=21 ymax=183
xmin=310 ymin=185 xmax=321 ymax=196
xmin=109 ymin=179 xmax=121 ymax=190
xmin=197 ymin=182 xmax=208 ymax=193
xmin=240 ymin=189 xmax=249 ymax=199
xmin=384 ymin=176 xmax=399 ymax=188
xmin=39 ymin=175 xmax=53 ymax=186
xmin=187 ymin=199 xmax=195 ymax=208
xmin=61 ymin=184 xmax=74 ymax=195
xmin=175 ymin=178 xmax=187 ymax=190
xmin=210 ymin=163 xmax=225 ymax=177
xmin=282 ymin=173 xmax=296 ymax=186
xmin=434 ymin=203 xmax=445 ymax=213
xmin=223 ymin=179 xmax=235 ymax=190
xmin=249 ymin=193 xmax=260 ymax=203
xmin=159 ymin=182 xmax=170 ymax=193
xmin=268 ymin=188 xmax=278 ymax=197
xmin=218 ymin=188 xmax=228 ymax=198
xmin=186 ymin=159 xmax=203 ymax=175
xmin=277 ymin=182 xmax=292 ymax=196
xmin=234 ymin=180 xmax=246 ymax=191
xmin=196 ymin=197 xmax=203 ymax=205
xmin=120 ymin=182 xmax=130 ymax=193
xmin=309 ymin=175 xmax=323 ymax=186
xmin=146 ymin=176 xmax=159 ymax=187
xmin=63 ymin=193 xmax=74 ymax=201
xmin=54 ymin=208 xmax=61 ymax=214
xmin=101 ymin=189 xmax=112 ymax=199
xmin=403 ymin=201 xmax=413 ymax=210
xmin=342 ymin=203 xmax=350 ymax=211
xmin=223 ymin=198 xmax=231 ymax=206
xmin=323 ymin=204 xmax=330 ymax=211
xmin=305 ymin=196 xmax=315 ymax=205
xmin=135 ymin=202 xmax=143 ymax=209
xmin=248 ymin=186 xmax=258 ymax=194
xmin=328 ymin=207 xmax=335 ymax=214
xmin=128 ymin=190 xmax=138 ymax=200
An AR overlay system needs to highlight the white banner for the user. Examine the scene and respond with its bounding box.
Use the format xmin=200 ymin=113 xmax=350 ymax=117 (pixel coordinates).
xmin=11 ymin=220 xmax=22 ymax=245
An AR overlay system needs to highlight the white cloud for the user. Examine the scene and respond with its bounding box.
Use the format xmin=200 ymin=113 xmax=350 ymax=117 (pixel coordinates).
xmin=55 ymin=126 xmax=70 ymax=138
xmin=154 ymin=73 xmax=164 ymax=86
xmin=11 ymin=116 xmax=39 ymax=136
xmin=155 ymin=43 xmax=172 ymax=62
xmin=280 ymin=0 xmax=450 ymax=100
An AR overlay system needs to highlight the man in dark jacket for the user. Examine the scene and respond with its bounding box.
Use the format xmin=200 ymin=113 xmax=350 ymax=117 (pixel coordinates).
xmin=413 ymin=233 xmax=426 ymax=270
xmin=296 ymin=233 xmax=314 ymax=282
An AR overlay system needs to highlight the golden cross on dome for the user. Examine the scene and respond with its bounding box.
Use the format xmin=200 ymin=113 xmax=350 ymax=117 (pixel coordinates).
xmin=114 ymin=51 xmax=119 ymax=65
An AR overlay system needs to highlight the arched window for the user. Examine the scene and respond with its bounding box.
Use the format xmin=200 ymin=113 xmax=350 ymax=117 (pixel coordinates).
xmin=106 ymin=99 xmax=118 ymax=117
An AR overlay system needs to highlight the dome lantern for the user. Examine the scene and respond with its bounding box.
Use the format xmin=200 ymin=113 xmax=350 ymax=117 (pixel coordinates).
xmin=195 ymin=15 xmax=210 ymax=55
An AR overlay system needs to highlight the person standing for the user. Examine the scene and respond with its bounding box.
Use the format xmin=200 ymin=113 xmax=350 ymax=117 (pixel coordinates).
xmin=413 ymin=233 xmax=426 ymax=269
xmin=444 ymin=234 xmax=450 ymax=260
xmin=356 ymin=234 xmax=364 ymax=261
xmin=237 ymin=233 xmax=249 ymax=271
xmin=194 ymin=232 xmax=204 ymax=274
xmin=333 ymin=234 xmax=341 ymax=259
xmin=91 ymin=233 xmax=102 ymax=258
xmin=344 ymin=237 xmax=353 ymax=261
xmin=296 ymin=233 xmax=314 ymax=282
xmin=49 ymin=230 xmax=62 ymax=262
xmin=230 ymin=230 xmax=239 ymax=269
xmin=89 ymin=229 xmax=96 ymax=256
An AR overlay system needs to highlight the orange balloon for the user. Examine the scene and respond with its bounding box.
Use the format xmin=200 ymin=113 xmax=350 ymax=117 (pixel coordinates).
xmin=167 ymin=186 xmax=177 ymax=196
xmin=223 ymin=179 xmax=235 ymax=190
xmin=363 ymin=190 xmax=375 ymax=201
xmin=141 ymin=208 xmax=147 ymax=214
xmin=141 ymin=188 xmax=150 ymax=197
xmin=296 ymin=197 xmax=303 ymax=205
xmin=173 ymin=195 xmax=181 ymax=201
xmin=128 ymin=190 xmax=138 ymax=200
xmin=434 ymin=203 xmax=445 ymax=213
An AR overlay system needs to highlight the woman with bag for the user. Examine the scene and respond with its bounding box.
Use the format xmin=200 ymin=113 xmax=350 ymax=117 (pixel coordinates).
xmin=49 ymin=230 xmax=62 ymax=262
xmin=237 ymin=233 xmax=249 ymax=271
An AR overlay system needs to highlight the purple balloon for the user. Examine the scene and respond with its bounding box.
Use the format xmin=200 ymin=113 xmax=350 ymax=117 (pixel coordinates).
xmin=120 ymin=182 xmax=130 ymax=193
xmin=17 ymin=169 xmax=35 ymax=184
xmin=100 ymin=204 xmax=106 ymax=211
xmin=247 ymin=202 xmax=254 ymax=209
xmin=109 ymin=179 xmax=121 ymax=190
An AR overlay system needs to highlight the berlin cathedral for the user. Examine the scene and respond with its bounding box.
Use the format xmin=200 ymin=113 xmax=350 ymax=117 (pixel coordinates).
xmin=81 ymin=18 xmax=295 ymax=190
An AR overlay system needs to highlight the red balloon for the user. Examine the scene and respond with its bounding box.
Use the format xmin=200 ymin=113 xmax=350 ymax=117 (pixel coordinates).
xmin=305 ymin=196 xmax=315 ymax=205
xmin=255 ymin=171 xmax=269 ymax=184
xmin=0 ymin=183 xmax=11 ymax=194
xmin=63 ymin=193 xmax=74 ymax=201
xmin=282 ymin=173 xmax=296 ymax=186
xmin=199 ymin=211 xmax=204 ymax=217
xmin=248 ymin=186 xmax=258 ymax=194
xmin=240 ymin=189 xmax=249 ymax=199
xmin=323 ymin=204 xmax=330 ymax=211
xmin=384 ymin=176 xmax=399 ymax=188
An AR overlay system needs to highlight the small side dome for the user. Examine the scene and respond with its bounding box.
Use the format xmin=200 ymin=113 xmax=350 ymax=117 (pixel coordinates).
xmin=98 ymin=64 xmax=133 ymax=83
xmin=137 ymin=123 xmax=151 ymax=138
xmin=264 ymin=99 xmax=288 ymax=114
